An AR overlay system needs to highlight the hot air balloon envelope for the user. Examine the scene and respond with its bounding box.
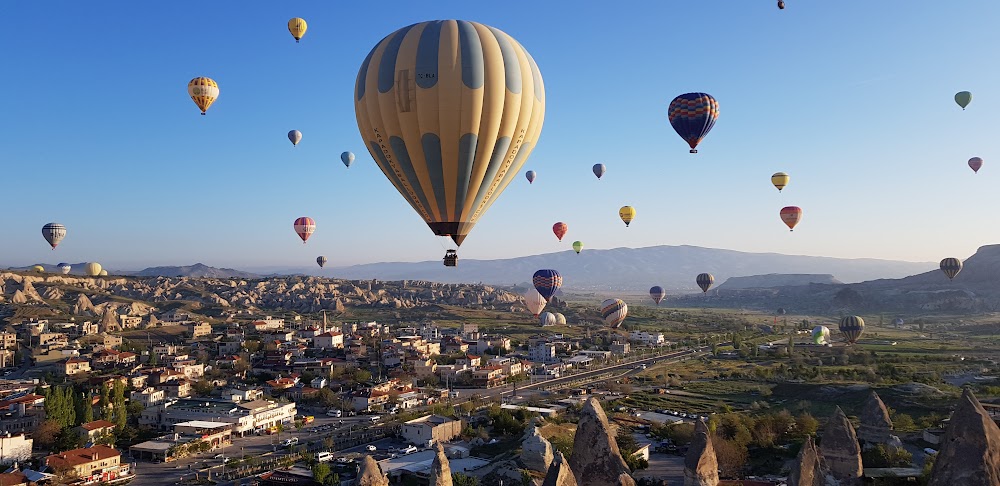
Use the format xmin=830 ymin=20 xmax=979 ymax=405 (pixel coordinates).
xmin=969 ymin=157 xmax=983 ymax=173
xmin=288 ymin=130 xmax=302 ymax=146
xmin=572 ymin=241 xmax=584 ymax=254
xmin=552 ymin=222 xmax=568 ymax=241
xmin=593 ymin=164 xmax=606 ymax=179
xmin=354 ymin=20 xmax=545 ymax=248
xmin=554 ymin=313 xmax=566 ymax=325
xmin=532 ymin=269 xmax=562 ymax=302
xmin=771 ymin=172 xmax=789 ymax=192
xmin=780 ymin=206 xmax=802 ymax=231
xmin=317 ymin=256 xmax=328 ymax=268
xmin=668 ymin=92 xmax=719 ymax=153
xmin=696 ymin=273 xmax=714 ymax=293
xmin=294 ymin=217 xmax=316 ymax=243
xmin=539 ymin=312 xmax=557 ymax=327
xmin=42 ymin=223 xmax=67 ymax=249
xmin=649 ymin=286 xmax=666 ymax=305
xmin=940 ymin=258 xmax=963 ymax=280
xmin=523 ymin=288 xmax=547 ymax=317
xmin=600 ymin=299 xmax=628 ymax=328
xmin=525 ymin=171 xmax=536 ymax=184
xmin=619 ymin=206 xmax=635 ymax=227
xmin=288 ymin=18 xmax=308 ymax=42
xmin=188 ymin=77 xmax=219 ymax=115
xmin=839 ymin=316 xmax=865 ymax=344
xmin=341 ymin=152 xmax=355 ymax=168
xmin=812 ymin=326 xmax=830 ymax=345
xmin=85 ymin=262 xmax=102 ymax=277
xmin=955 ymin=91 xmax=972 ymax=109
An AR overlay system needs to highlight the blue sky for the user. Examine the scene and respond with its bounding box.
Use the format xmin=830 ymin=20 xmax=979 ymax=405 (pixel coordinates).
xmin=1 ymin=1 xmax=998 ymax=270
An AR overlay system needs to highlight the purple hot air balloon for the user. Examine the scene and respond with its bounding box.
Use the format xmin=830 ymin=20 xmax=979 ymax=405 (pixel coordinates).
xmin=532 ymin=269 xmax=563 ymax=302
xmin=526 ymin=170 xmax=537 ymax=184
xmin=969 ymin=157 xmax=983 ymax=173
xmin=668 ymin=93 xmax=719 ymax=154
xmin=649 ymin=286 xmax=666 ymax=305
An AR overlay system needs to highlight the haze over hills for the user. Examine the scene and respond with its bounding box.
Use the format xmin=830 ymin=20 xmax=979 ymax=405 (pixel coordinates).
xmin=9 ymin=263 xmax=260 ymax=279
xmin=329 ymin=245 xmax=934 ymax=292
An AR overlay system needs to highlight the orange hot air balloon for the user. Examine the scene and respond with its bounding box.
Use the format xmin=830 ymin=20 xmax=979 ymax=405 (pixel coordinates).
xmin=780 ymin=206 xmax=802 ymax=231
xmin=552 ymin=222 xmax=568 ymax=241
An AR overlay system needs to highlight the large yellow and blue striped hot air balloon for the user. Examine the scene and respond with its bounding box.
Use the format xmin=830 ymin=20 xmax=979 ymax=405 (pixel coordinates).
xmin=354 ymin=20 xmax=545 ymax=248
xmin=839 ymin=315 xmax=865 ymax=344
xmin=940 ymin=257 xmax=963 ymax=281
xmin=600 ymin=298 xmax=628 ymax=328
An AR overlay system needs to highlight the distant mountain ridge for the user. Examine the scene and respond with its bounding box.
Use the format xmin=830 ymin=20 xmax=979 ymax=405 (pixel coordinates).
xmin=129 ymin=263 xmax=259 ymax=278
xmin=330 ymin=245 xmax=934 ymax=292
xmin=717 ymin=274 xmax=843 ymax=289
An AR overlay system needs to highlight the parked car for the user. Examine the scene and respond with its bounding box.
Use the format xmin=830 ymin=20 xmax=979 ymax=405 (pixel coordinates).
xmin=281 ymin=437 xmax=299 ymax=447
xmin=401 ymin=445 xmax=418 ymax=454
xmin=366 ymin=445 xmax=377 ymax=452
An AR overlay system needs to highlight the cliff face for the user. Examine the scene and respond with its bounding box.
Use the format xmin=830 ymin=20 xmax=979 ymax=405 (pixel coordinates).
xmin=858 ymin=391 xmax=893 ymax=445
xmin=568 ymin=398 xmax=636 ymax=486
xmin=818 ymin=407 xmax=862 ymax=485
xmin=683 ymin=419 xmax=719 ymax=486
xmin=928 ymin=389 xmax=1000 ymax=486
xmin=787 ymin=436 xmax=823 ymax=486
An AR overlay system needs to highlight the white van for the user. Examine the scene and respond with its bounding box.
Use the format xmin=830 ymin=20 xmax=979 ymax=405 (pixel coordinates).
xmin=316 ymin=451 xmax=334 ymax=463
xmin=401 ymin=445 xmax=418 ymax=454
xmin=327 ymin=409 xmax=342 ymax=418
xmin=281 ymin=437 xmax=299 ymax=447
xmin=370 ymin=415 xmax=381 ymax=423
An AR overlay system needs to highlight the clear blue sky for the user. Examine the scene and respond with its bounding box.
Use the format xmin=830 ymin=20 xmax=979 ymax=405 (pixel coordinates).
xmin=2 ymin=1 xmax=998 ymax=270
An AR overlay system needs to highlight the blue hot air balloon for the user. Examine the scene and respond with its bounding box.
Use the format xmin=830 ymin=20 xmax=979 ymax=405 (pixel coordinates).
xmin=668 ymin=93 xmax=719 ymax=153
xmin=593 ymin=164 xmax=606 ymax=180
xmin=649 ymin=286 xmax=666 ymax=305
xmin=525 ymin=170 xmax=537 ymax=184
xmin=341 ymin=152 xmax=355 ymax=168
xmin=532 ymin=269 xmax=563 ymax=302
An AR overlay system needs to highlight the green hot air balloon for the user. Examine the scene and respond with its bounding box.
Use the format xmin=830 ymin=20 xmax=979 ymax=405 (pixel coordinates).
xmin=572 ymin=241 xmax=584 ymax=254
xmin=955 ymin=91 xmax=973 ymax=110
xmin=839 ymin=315 xmax=865 ymax=344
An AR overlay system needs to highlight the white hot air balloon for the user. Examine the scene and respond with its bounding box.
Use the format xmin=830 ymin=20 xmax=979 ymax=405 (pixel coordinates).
xmin=58 ymin=263 xmax=71 ymax=275
xmin=554 ymin=313 xmax=567 ymax=325
xmin=539 ymin=312 xmax=557 ymax=327
xmin=85 ymin=262 xmax=102 ymax=277
xmin=523 ymin=288 xmax=547 ymax=317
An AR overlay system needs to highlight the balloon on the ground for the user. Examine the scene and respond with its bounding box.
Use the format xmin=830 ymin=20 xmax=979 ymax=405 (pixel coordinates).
xmin=649 ymin=286 xmax=666 ymax=305
xmin=294 ymin=217 xmax=316 ymax=244
xmin=812 ymin=326 xmax=830 ymax=345
xmin=668 ymin=92 xmax=719 ymax=153
xmin=58 ymin=263 xmax=71 ymax=275
xmin=771 ymin=172 xmax=789 ymax=192
xmin=940 ymin=257 xmax=962 ymax=280
xmin=85 ymin=262 xmax=102 ymax=277
xmin=523 ymin=288 xmax=547 ymax=317
xmin=525 ymin=171 xmax=536 ymax=184
xmin=619 ymin=206 xmax=635 ymax=227
xmin=780 ymin=206 xmax=802 ymax=231
xmin=696 ymin=273 xmax=714 ymax=293
xmin=354 ymin=20 xmax=545 ymax=248
xmin=572 ymin=241 xmax=584 ymax=254
xmin=188 ymin=77 xmax=219 ymax=115
xmin=316 ymin=256 xmax=327 ymax=268
xmin=42 ymin=223 xmax=66 ymax=250
xmin=31 ymin=265 xmax=44 ymax=273
xmin=341 ymin=152 xmax=355 ymax=168
xmin=969 ymin=157 xmax=983 ymax=173
xmin=893 ymin=318 xmax=905 ymax=327
xmin=288 ymin=18 xmax=307 ymax=42
xmin=839 ymin=315 xmax=865 ymax=344
xmin=593 ymin=164 xmax=606 ymax=179
xmin=600 ymin=298 xmax=628 ymax=328
xmin=955 ymin=91 xmax=972 ymax=110
xmin=288 ymin=130 xmax=302 ymax=146
xmin=552 ymin=222 xmax=568 ymax=241
xmin=532 ymin=269 xmax=562 ymax=302
xmin=554 ymin=313 xmax=566 ymax=325
xmin=539 ymin=312 xmax=557 ymax=326
xmin=99 ymin=270 xmax=108 ymax=277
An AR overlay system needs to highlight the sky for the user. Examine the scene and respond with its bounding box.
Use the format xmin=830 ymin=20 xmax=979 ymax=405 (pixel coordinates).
xmin=2 ymin=1 xmax=999 ymax=271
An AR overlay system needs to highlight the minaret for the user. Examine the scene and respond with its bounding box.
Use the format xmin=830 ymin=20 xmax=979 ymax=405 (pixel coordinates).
xmin=322 ymin=310 xmax=328 ymax=333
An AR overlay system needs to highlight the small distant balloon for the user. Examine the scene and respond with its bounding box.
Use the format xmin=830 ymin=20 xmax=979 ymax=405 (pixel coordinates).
xmin=771 ymin=172 xmax=789 ymax=192
xmin=780 ymin=206 xmax=802 ymax=231
xmin=839 ymin=315 xmax=865 ymax=344
xmin=288 ymin=130 xmax=302 ymax=146
xmin=294 ymin=217 xmax=316 ymax=244
xmin=593 ymin=164 xmax=606 ymax=180
xmin=649 ymin=286 xmax=666 ymax=305
xmin=940 ymin=257 xmax=963 ymax=281
xmin=341 ymin=152 xmax=355 ymax=168
xmin=572 ymin=241 xmax=584 ymax=254
xmin=42 ymin=223 xmax=67 ymax=250
xmin=31 ymin=265 xmax=44 ymax=273
xmin=552 ymin=222 xmax=568 ymax=241
xmin=188 ymin=77 xmax=219 ymax=115
xmin=525 ymin=171 xmax=536 ymax=184
xmin=969 ymin=157 xmax=983 ymax=173
xmin=288 ymin=18 xmax=308 ymax=43
xmin=955 ymin=91 xmax=973 ymax=110
xmin=58 ymin=263 xmax=71 ymax=275
xmin=316 ymin=256 xmax=328 ymax=268
xmin=696 ymin=273 xmax=714 ymax=293
xmin=893 ymin=318 xmax=905 ymax=327
xmin=619 ymin=206 xmax=635 ymax=227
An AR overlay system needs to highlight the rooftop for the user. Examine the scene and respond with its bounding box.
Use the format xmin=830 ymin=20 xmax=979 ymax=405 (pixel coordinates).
xmin=80 ymin=420 xmax=116 ymax=431
xmin=46 ymin=445 xmax=121 ymax=468
xmin=173 ymin=420 xmax=233 ymax=430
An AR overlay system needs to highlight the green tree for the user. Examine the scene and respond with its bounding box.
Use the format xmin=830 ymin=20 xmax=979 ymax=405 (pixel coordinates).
xmin=192 ymin=379 xmax=214 ymax=396
xmin=312 ymin=463 xmax=331 ymax=484
xmin=794 ymin=412 xmax=819 ymax=437
xmin=111 ymin=381 xmax=127 ymax=430
xmin=98 ymin=382 xmax=111 ymax=419
xmin=44 ymin=386 xmax=76 ymax=428
xmin=452 ymin=473 xmax=479 ymax=486
xmin=76 ymin=391 xmax=93 ymax=425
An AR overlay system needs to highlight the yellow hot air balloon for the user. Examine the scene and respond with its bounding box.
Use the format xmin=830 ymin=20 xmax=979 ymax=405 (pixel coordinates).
xmin=771 ymin=172 xmax=789 ymax=192
xmin=619 ymin=206 xmax=635 ymax=227
xmin=31 ymin=265 xmax=45 ymax=273
xmin=354 ymin=20 xmax=545 ymax=248
xmin=288 ymin=18 xmax=308 ymax=43
xmin=85 ymin=262 xmax=102 ymax=277
xmin=188 ymin=77 xmax=219 ymax=115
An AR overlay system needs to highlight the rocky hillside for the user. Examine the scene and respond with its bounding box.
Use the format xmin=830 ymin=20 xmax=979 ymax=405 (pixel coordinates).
xmin=128 ymin=263 xmax=259 ymax=279
xmin=716 ymin=273 xmax=842 ymax=290
xmin=0 ymin=271 xmax=523 ymax=319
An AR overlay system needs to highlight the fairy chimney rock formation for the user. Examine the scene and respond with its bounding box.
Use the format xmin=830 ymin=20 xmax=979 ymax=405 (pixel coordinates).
xmin=859 ymin=391 xmax=893 ymax=446
xmin=819 ymin=407 xmax=862 ymax=485
xmin=543 ymin=451 xmax=579 ymax=486
xmin=683 ymin=419 xmax=719 ymax=486
xmin=429 ymin=442 xmax=453 ymax=486
xmin=568 ymin=398 xmax=636 ymax=486
xmin=928 ymin=388 xmax=1000 ymax=486
xmin=356 ymin=454 xmax=389 ymax=486
xmin=787 ymin=435 xmax=823 ymax=486
xmin=521 ymin=423 xmax=555 ymax=473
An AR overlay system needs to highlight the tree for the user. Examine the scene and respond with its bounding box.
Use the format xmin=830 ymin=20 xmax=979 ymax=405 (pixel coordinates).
xmin=452 ymin=473 xmax=479 ymax=486
xmin=192 ymin=379 xmax=214 ymax=397
xmin=77 ymin=391 xmax=93 ymax=425
xmin=794 ymin=412 xmax=819 ymax=438
xmin=55 ymin=427 xmax=84 ymax=452
xmin=712 ymin=435 xmax=748 ymax=478
xmin=98 ymin=382 xmax=110 ymax=419
xmin=32 ymin=420 xmax=62 ymax=450
xmin=44 ymin=386 xmax=76 ymax=428
xmin=111 ymin=381 xmax=127 ymax=430
xmin=312 ymin=463 xmax=331 ymax=484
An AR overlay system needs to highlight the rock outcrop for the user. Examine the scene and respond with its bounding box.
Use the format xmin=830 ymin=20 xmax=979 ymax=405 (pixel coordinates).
xmin=928 ymin=388 xmax=1000 ymax=486
xmin=787 ymin=436 xmax=823 ymax=486
xmin=429 ymin=443 xmax=453 ymax=486
xmin=568 ymin=398 xmax=635 ymax=486
xmin=543 ymin=451 xmax=579 ymax=486
xmin=683 ymin=419 xmax=719 ymax=486
xmin=818 ymin=407 xmax=862 ymax=485
xmin=356 ymin=454 xmax=389 ymax=486
xmin=521 ymin=423 xmax=555 ymax=473
xmin=858 ymin=391 xmax=893 ymax=446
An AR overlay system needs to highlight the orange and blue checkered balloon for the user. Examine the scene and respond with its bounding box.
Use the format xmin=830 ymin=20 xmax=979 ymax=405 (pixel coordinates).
xmin=668 ymin=93 xmax=719 ymax=153
xmin=532 ymin=269 xmax=562 ymax=302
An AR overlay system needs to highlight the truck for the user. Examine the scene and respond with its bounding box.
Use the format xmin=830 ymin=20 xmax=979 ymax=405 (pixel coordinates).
xmin=316 ymin=451 xmax=334 ymax=463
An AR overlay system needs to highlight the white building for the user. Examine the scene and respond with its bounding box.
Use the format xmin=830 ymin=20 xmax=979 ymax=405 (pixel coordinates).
xmin=528 ymin=342 xmax=557 ymax=364
xmin=314 ymin=332 xmax=344 ymax=350
xmin=629 ymin=331 xmax=666 ymax=346
xmin=130 ymin=387 xmax=166 ymax=408
xmin=0 ymin=433 xmax=32 ymax=464
xmin=139 ymin=398 xmax=296 ymax=436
